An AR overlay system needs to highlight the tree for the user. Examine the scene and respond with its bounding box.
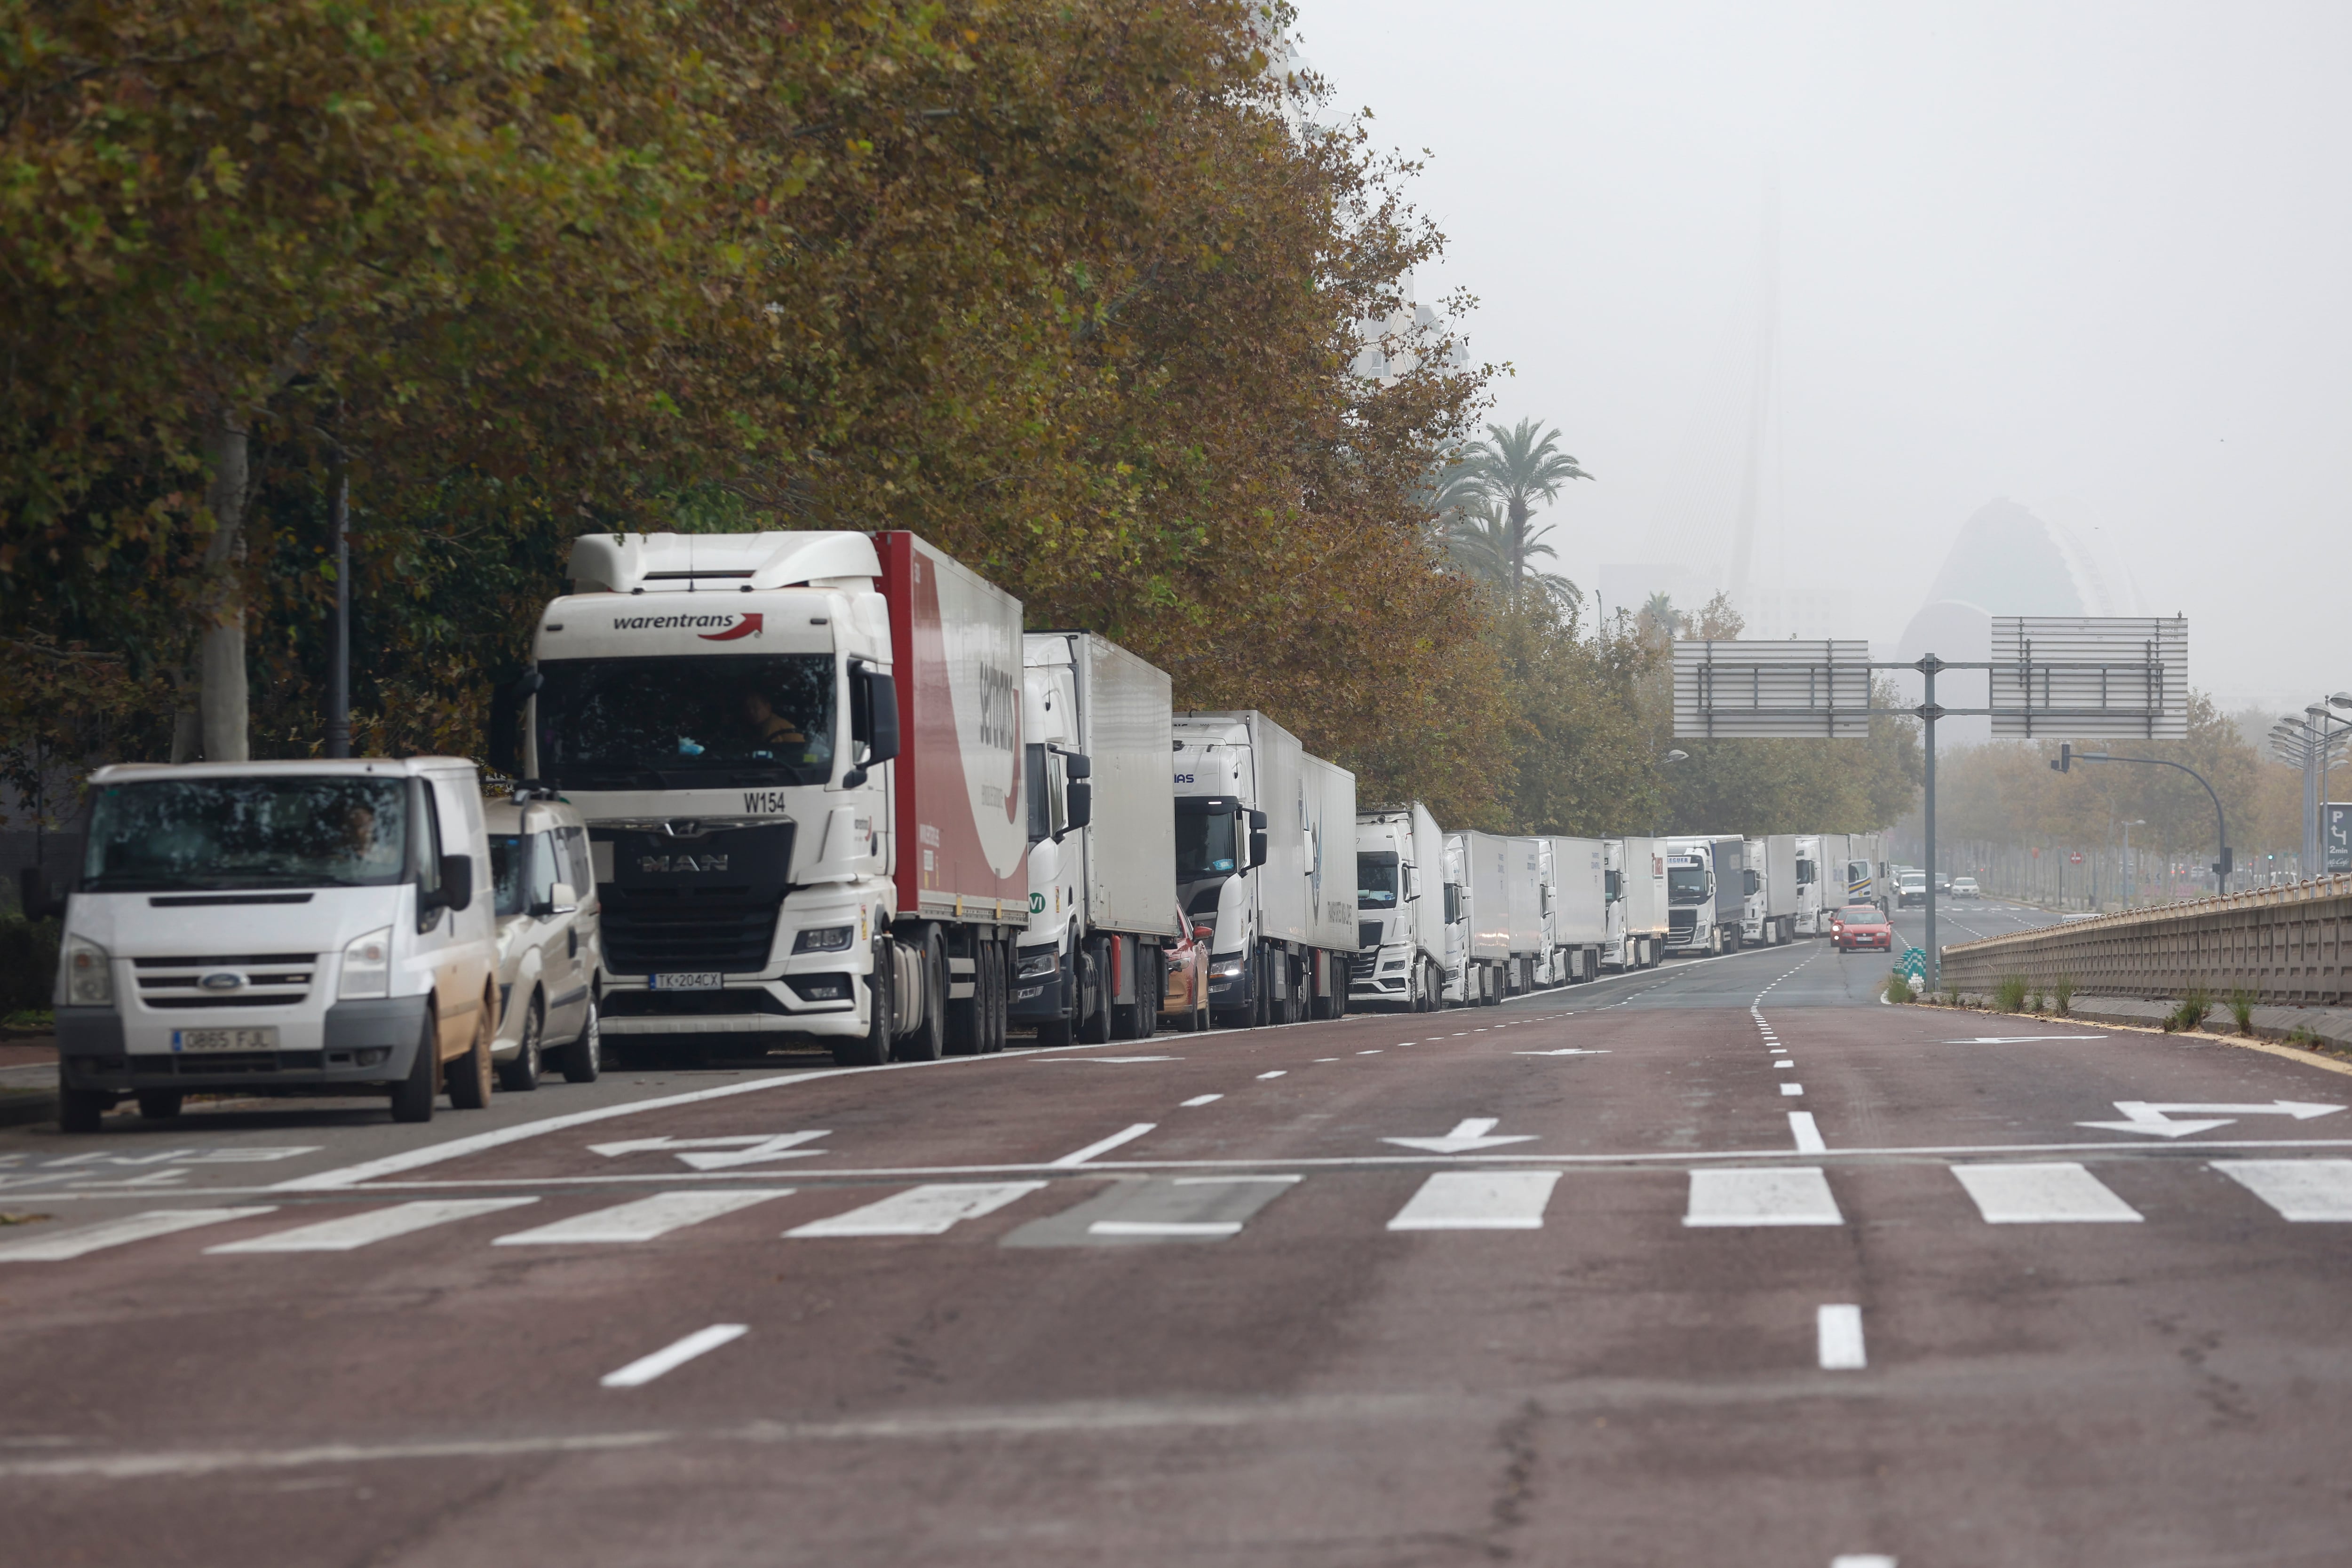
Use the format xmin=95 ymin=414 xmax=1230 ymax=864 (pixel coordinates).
xmin=1429 ymin=418 xmax=1589 ymax=607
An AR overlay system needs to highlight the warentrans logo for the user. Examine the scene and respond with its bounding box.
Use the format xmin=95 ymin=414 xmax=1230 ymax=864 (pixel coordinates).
xmin=609 ymin=612 xmax=764 ymax=641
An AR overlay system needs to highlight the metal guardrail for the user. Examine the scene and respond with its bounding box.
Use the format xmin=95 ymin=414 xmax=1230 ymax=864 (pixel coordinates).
xmin=1939 ymin=874 xmax=2352 ymax=1006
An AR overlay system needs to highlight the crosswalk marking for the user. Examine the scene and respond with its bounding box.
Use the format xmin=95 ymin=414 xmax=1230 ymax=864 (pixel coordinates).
xmin=787 ymin=1181 xmax=1046 ymax=1238
xmin=493 ymin=1190 xmax=793 ymax=1246
xmin=2214 ymin=1159 xmax=2352 ymax=1220
xmin=1685 ymin=1167 xmax=1843 ymax=1227
xmin=1387 ymin=1171 xmax=1561 ymax=1231
xmin=1817 ymin=1304 xmax=1867 ymax=1370
xmin=1951 ymin=1163 xmax=2141 ymax=1224
xmin=0 ymin=1207 xmax=277 ymax=1262
xmin=207 ymin=1198 xmax=539 ymax=1253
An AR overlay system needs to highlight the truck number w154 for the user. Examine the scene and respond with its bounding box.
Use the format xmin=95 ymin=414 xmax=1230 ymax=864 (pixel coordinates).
xmin=741 ymin=791 xmax=792 ymax=813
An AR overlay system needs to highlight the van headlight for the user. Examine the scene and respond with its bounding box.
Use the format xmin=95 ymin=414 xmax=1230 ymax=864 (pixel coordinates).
xmin=63 ymin=934 xmax=112 ymax=1007
xmin=792 ymin=925 xmax=856 ymax=955
xmin=1016 ymin=948 xmax=1059 ymax=980
xmin=1208 ymin=957 xmax=1246 ymax=979
xmin=340 ymin=927 xmax=392 ymax=1000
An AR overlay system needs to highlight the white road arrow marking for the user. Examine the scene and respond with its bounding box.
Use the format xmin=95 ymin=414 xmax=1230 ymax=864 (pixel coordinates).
xmin=1512 ymin=1048 xmax=1612 ymax=1057
xmin=586 ymin=1131 xmax=831 ymax=1168
xmin=1381 ymin=1117 xmax=1540 ymax=1154
xmin=2076 ymin=1101 xmax=2345 ymax=1139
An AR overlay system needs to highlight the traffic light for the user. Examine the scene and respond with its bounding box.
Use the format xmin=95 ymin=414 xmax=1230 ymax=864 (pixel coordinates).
xmin=2212 ymin=848 xmax=2234 ymax=877
xmin=2050 ymin=743 xmax=2072 ymax=773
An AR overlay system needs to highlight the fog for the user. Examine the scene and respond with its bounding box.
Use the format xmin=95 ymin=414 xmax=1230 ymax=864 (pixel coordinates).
xmin=1299 ymin=0 xmax=2352 ymax=712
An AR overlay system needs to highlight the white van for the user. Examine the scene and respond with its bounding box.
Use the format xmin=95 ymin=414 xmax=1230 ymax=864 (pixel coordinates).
xmin=52 ymin=759 xmax=500 ymax=1131
xmin=484 ymin=793 xmax=603 ymax=1088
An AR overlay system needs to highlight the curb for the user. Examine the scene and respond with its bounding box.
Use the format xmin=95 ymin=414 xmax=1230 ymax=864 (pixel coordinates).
xmin=1900 ymin=997 xmax=2352 ymax=1080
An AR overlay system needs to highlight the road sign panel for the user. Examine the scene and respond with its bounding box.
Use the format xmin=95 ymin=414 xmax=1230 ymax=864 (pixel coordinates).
xmin=1672 ymin=640 xmax=1872 ymax=739
xmin=1989 ymin=616 xmax=2186 ymax=738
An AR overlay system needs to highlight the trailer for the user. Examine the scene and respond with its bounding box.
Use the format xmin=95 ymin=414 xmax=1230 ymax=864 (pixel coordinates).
xmin=1545 ymin=836 xmax=1609 ymax=982
xmin=1446 ymin=830 xmax=1510 ymax=1005
xmin=1603 ymin=837 xmax=1666 ymax=970
xmin=1742 ymin=833 xmax=1800 ymax=946
xmin=1794 ymin=833 xmax=1846 ymax=935
xmin=1506 ymin=835 xmax=1547 ymax=994
xmin=1012 ymin=632 xmax=1183 ymax=1045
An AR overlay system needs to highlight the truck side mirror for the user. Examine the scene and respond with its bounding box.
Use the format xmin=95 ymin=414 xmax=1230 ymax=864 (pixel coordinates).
xmin=1403 ymin=864 xmax=1419 ymax=900
xmin=1060 ymin=780 xmax=1092 ymax=835
xmin=487 ymin=668 xmax=543 ymax=779
xmin=1060 ymin=750 xmax=1091 ymax=781
xmin=846 ymin=665 xmax=901 ymax=788
xmin=430 ymin=854 xmax=474 ymax=914
xmin=1248 ymin=809 xmax=1268 ymax=869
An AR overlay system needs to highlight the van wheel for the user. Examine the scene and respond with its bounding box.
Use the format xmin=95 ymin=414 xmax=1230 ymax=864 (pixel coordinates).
xmin=556 ymin=996 xmax=601 ymax=1083
xmin=135 ymin=1090 xmax=183 ymax=1121
xmin=59 ymin=1077 xmax=110 ymax=1134
xmin=498 ymin=996 xmax=544 ymax=1092
xmin=389 ymin=1013 xmax=437 ymax=1124
xmin=447 ymin=1002 xmax=494 ymax=1109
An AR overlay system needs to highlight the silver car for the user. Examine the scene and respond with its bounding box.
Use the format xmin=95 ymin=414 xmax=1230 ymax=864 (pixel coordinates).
xmin=485 ymin=794 xmax=603 ymax=1088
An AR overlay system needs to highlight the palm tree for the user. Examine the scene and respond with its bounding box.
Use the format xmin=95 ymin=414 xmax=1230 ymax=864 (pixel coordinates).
xmin=1425 ymin=418 xmax=1591 ymax=608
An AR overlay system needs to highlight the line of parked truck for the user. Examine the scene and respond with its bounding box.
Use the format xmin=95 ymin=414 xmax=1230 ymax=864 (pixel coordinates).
xmin=36 ymin=528 xmax=1902 ymax=1131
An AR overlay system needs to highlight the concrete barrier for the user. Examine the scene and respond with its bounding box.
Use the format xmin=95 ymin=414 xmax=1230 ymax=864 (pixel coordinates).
xmin=1939 ymin=874 xmax=2352 ymax=1007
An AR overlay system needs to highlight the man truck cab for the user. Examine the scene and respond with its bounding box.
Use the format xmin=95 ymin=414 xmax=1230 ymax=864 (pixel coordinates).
xmin=51 ymin=758 xmax=498 ymax=1130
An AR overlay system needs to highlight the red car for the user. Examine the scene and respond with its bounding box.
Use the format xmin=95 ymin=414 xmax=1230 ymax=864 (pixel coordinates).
xmin=1830 ymin=903 xmax=1892 ymax=951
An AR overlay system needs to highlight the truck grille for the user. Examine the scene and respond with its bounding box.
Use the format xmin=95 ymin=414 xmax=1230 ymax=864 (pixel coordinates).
xmin=1358 ymin=920 xmax=1383 ymax=950
xmin=602 ymin=890 xmax=780 ymax=974
xmin=1668 ymin=910 xmax=1698 ymax=939
xmin=1348 ymin=952 xmax=1378 ymax=983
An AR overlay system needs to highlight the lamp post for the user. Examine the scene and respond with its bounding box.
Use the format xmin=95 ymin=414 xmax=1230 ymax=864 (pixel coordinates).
xmin=2272 ymin=698 xmax=2352 ymax=879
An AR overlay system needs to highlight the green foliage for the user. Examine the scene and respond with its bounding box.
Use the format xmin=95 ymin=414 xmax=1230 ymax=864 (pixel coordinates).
xmin=2168 ymin=987 xmax=2214 ymax=1033
xmin=2052 ymin=974 xmax=2075 ymax=1014
xmin=1884 ymin=972 xmax=1912 ymax=1004
xmin=1994 ymin=974 xmax=2029 ymax=1013
xmin=0 ymin=916 xmax=59 ymax=1014
xmin=1431 ymin=420 xmax=1590 ymax=608
xmin=2228 ymin=988 xmax=2257 ymax=1036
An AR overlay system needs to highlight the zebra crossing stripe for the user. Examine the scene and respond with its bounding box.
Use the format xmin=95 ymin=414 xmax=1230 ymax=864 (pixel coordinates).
xmin=0 ymin=1207 xmax=278 ymax=1262
xmin=494 ymin=1190 xmax=795 ymax=1246
xmin=1950 ymin=1163 xmax=2141 ymax=1224
xmin=787 ymin=1182 xmax=1047 ymax=1238
xmin=207 ymin=1198 xmax=540 ymax=1253
xmin=1387 ymin=1171 xmax=1561 ymax=1231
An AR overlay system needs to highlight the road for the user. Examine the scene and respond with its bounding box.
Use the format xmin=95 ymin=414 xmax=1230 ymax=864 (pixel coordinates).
xmin=6 ymin=900 xmax=2352 ymax=1566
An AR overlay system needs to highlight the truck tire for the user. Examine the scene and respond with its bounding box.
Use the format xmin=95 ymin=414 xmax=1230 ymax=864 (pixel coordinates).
xmin=895 ymin=928 xmax=946 ymax=1062
xmin=1078 ymin=940 xmax=1113 ymax=1044
xmin=498 ymin=994 xmax=544 ymax=1092
xmin=835 ymin=940 xmax=895 ymax=1066
xmin=979 ymin=942 xmax=1007 ymax=1054
xmin=945 ymin=940 xmax=984 ymax=1057
xmin=447 ymin=999 xmax=495 ymax=1109
xmin=556 ymin=995 xmax=601 ymax=1083
xmin=389 ymin=1011 xmax=438 ymax=1124
xmin=135 ymin=1089 xmax=183 ymax=1121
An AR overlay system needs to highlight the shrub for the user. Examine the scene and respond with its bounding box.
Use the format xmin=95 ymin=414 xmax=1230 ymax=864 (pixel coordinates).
xmin=1884 ymin=973 xmax=1912 ymax=1004
xmin=0 ymin=915 xmax=60 ymax=1014
xmin=2053 ymin=975 xmax=2075 ymax=1015
xmin=2027 ymin=990 xmax=2044 ymax=1013
xmin=1942 ymin=982 xmax=1961 ymax=1007
xmin=1994 ymin=975 xmax=2029 ymax=1014
xmin=2288 ymin=1025 xmax=2319 ymax=1048
xmin=2228 ymin=988 xmax=2257 ymax=1037
xmin=2171 ymin=987 xmax=2213 ymax=1034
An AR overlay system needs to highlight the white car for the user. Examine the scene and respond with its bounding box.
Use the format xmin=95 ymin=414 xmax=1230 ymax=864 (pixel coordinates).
xmin=1951 ymin=877 xmax=1980 ymax=900
xmin=485 ymin=794 xmax=604 ymax=1088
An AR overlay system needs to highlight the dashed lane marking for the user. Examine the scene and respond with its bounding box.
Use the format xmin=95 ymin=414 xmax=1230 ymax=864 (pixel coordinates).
xmin=1817 ymin=1305 xmax=1867 ymax=1370
xmin=1049 ymin=1124 xmax=1157 ymax=1167
xmin=1179 ymin=1094 xmax=1223 ymax=1108
xmin=600 ymin=1324 xmax=747 ymax=1389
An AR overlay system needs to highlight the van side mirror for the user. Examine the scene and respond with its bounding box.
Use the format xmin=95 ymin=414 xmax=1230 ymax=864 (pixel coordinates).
xmin=539 ymin=881 xmax=579 ymax=918
xmin=431 ymin=854 xmax=474 ymax=914
xmin=1248 ymin=808 xmax=1268 ymax=869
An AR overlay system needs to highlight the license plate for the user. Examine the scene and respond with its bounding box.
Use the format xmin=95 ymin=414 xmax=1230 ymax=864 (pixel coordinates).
xmin=650 ymin=973 xmax=723 ymax=991
xmin=172 ymin=1027 xmax=279 ymax=1053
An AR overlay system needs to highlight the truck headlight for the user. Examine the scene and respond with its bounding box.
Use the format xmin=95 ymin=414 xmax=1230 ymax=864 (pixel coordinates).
xmin=63 ymin=934 xmax=112 ymax=1007
xmin=1016 ymin=949 xmax=1059 ymax=980
xmin=792 ymin=925 xmax=856 ymax=955
xmin=340 ymin=927 xmax=392 ymax=1000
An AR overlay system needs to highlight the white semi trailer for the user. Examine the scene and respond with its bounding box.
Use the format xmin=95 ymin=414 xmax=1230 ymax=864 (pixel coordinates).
xmin=1545 ymin=836 xmax=1608 ymax=983
xmin=1446 ymin=830 xmax=1509 ymax=1006
xmin=1353 ymin=802 xmax=1447 ymax=1012
xmin=1742 ymin=833 xmax=1800 ymax=946
xmin=1173 ymin=711 xmax=1357 ymax=1027
xmin=501 ymin=530 xmax=1028 ymax=1068
xmin=1844 ymin=832 xmax=1890 ymax=913
xmin=1506 ymin=835 xmax=1547 ymax=994
xmin=1011 ymin=632 xmax=1183 ymax=1045
xmin=1794 ymin=833 xmax=1845 ymax=935
xmin=1602 ymin=837 xmax=1666 ymax=970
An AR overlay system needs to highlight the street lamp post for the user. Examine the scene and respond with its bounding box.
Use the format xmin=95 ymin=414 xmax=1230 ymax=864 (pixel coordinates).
xmin=2272 ymin=696 xmax=2351 ymax=878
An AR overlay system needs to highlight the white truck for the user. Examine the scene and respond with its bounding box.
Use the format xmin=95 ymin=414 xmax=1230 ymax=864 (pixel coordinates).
xmin=1602 ymin=836 xmax=1666 ymax=970
xmin=496 ymin=529 xmax=1029 ymax=1069
xmin=1663 ymin=834 xmax=1746 ymax=954
xmin=1012 ymin=632 xmax=1182 ymax=1045
xmin=50 ymin=758 xmax=499 ymax=1130
xmin=1845 ymin=832 xmax=1890 ymax=913
xmin=1544 ymin=836 xmax=1609 ymax=983
xmin=1794 ymin=832 xmax=1845 ymax=936
xmin=1742 ymin=833 xmax=1800 ymax=946
xmin=1445 ymin=830 xmax=1510 ymax=1006
xmin=1506 ymin=835 xmax=1548 ymax=994
xmin=1173 ymin=711 xmax=1357 ymax=1027
xmin=1353 ymin=802 xmax=1447 ymax=1012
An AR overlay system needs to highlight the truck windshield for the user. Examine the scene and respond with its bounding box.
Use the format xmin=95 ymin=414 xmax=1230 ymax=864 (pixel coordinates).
xmin=1667 ymin=861 xmax=1709 ymax=904
xmin=537 ymin=655 xmax=834 ymax=787
xmin=82 ymin=776 xmax=410 ymax=893
xmin=1358 ymin=852 xmax=1399 ymax=908
xmin=1176 ymin=808 xmax=1238 ymax=880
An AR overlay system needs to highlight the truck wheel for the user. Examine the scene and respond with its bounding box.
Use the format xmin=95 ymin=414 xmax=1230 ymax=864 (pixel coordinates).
xmin=498 ymin=995 xmax=544 ymax=1092
xmin=59 ymin=1073 xmax=111 ymax=1134
xmin=835 ymin=941 xmax=894 ymax=1066
xmin=447 ymin=1000 xmax=495 ymax=1109
xmin=389 ymin=1012 xmax=437 ymax=1124
xmin=979 ymin=942 xmax=1007 ymax=1054
xmin=1078 ymin=941 xmax=1113 ymax=1044
xmin=894 ymin=929 xmax=946 ymax=1062
xmin=135 ymin=1090 xmax=183 ymax=1121
xmin=945 ymin=941 xmax=984 ymax=1057
xmin=556 ymin=995 xmax=602 ymax=1084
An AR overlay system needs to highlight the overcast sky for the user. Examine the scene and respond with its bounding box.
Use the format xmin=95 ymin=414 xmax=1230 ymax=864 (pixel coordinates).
xmin=1298 ymin=0 xmax=2352 ymax=713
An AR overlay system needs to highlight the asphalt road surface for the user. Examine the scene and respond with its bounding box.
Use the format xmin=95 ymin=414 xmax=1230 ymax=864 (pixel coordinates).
xmin=8 ymin=901 xmax=2352 ymax=1567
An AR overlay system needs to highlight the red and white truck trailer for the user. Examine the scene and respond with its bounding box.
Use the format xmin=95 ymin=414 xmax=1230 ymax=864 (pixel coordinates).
xmin=497 ymin=530 xmax=1029 ymax=1067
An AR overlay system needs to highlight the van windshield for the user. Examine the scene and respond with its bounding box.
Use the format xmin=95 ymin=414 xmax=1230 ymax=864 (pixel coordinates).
xmin=82 ymin=776 xmax=411 ymax=893
xmin=536 ymin=655 xmax=835 ymax=788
